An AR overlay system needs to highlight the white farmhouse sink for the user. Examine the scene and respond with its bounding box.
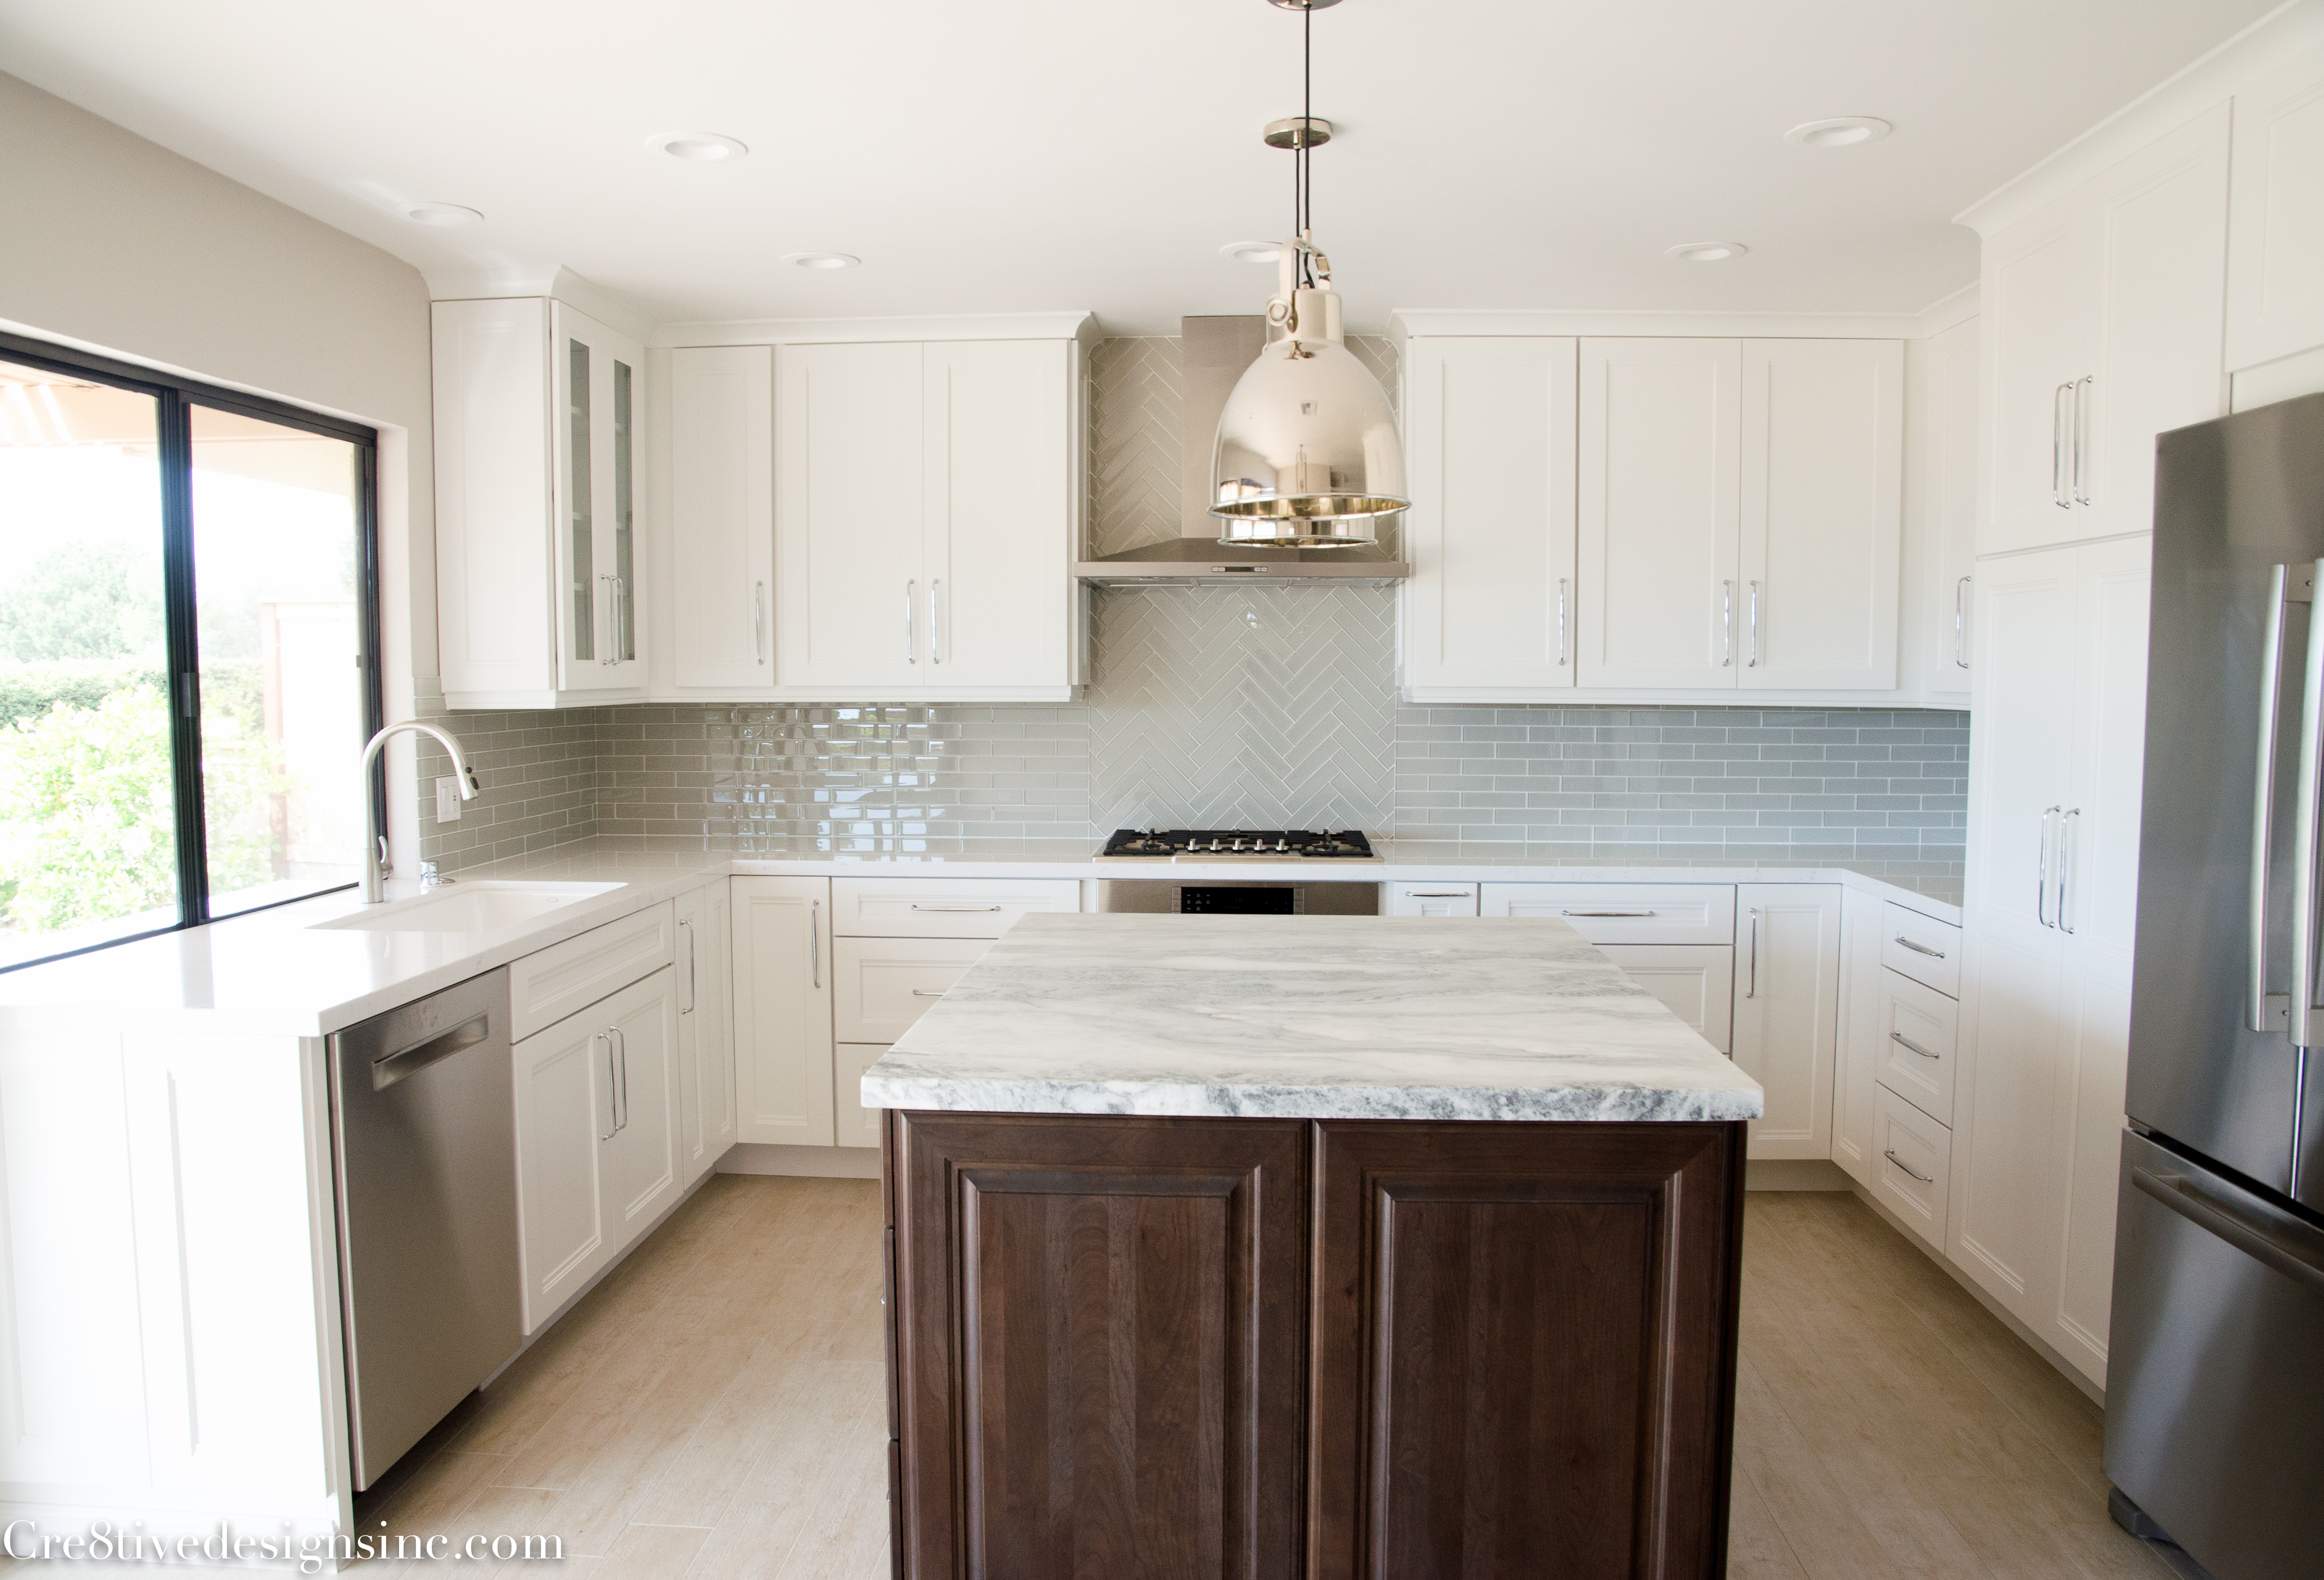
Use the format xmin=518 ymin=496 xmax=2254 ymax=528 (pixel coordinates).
xmin=312 ymin=881 xmax=624 ymax=934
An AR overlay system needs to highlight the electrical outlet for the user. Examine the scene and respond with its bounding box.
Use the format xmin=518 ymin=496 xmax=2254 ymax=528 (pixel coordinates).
xmin=435 ymin=776 xmax=463 ymax=822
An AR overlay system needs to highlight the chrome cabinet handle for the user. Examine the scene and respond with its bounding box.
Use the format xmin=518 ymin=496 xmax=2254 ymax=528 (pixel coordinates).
xmin=929 ymin=578 xmax=941 ymax=665
xmin=1562 ymin=908 xmax=1656 ymax=918
xmin=2291 ymin=558 xmax=2324 ymax=1048
xmin=2058 ymin=808 xmax=2080 ymax=934
xmin=2252 ymin=565 xmax=2301 ymax=1032
xmin=614 ymin=575 xmax=628 ymax=662
xmin=904 ymin=580 xmax=916 ymax=664
xmin=1893 ymin=935 xmax=1946 ymax=960
xmin=1954 ymin=576 xmax=1970 ymax=669
xmin=1721 ymin=581 xmax=1734 ymax=667
xmin=1406 ymin=892 xmax=1473 ymax=899
xmin=810 ymin=899 xmax=821 ymax=989
xmin=2052 ymin=383 xmax=2072 ymax=509
xmin=2072 ymin=376 xmax=2094 ymax=506
xmin=911 ymin=988 xmax=947 ymax=998
xmin=2037 ymin=806 xmax=2060 ymax=927
xmin=597 ymin=574 xmax=614 ymax=664
xmin=613 ymin=1026 xmax=629 ymax=1134
xmin=1746 ymin=907 xmax=1760 ymax=998
xmin=1557 ymin=577 xmax=1569 ymax=667
xmin=909 ymin=903 xmax=1003 ymax=913
xmin=1748 ymin=580 xmax=1761 ymax=668
xmin=597 ymin=1033 xmax=617 ymax=1141
xmin=1885 ymin=1148 xmax=1935 ymax=1185
xmin=678 ymin=919 xmax=696 ymax=1014
xmin=754 ymin=580 xmax=765 ymax=666
xmin=1890 ymin=1031 xmax=1942 ymax=1061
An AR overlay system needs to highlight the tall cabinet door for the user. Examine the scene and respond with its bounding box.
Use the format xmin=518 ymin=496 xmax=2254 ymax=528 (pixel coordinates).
xmin=676 ymin=880 xmax=736 ymax=1184
xmin=2225 ymin=39 xmax=2324 ymax=373
xmin=1730 ymin=884 xmax=1842 ymax=1160
xmin=551 ymin=302 xmax=645 ymax=694
xmin=1401 ymin=337 xmax=1579 ymax=692
xmin=1576 ymin=338 xmax=1742 ymax=689
xmin=1738 ymin=340 xmax=1902 ymax=690
xmin=776 ymin=342 xmax=925 ymax=690
xmin=1981 ymin=198 xmax=2102 ymax=555
xmin=730 ymin=876 xmax=835 ymax=1146
xmin=1963 ymin=547 xmax=2079 ymax=929
xmin=923 ymin=340 xmax=1075 ymax=687
xmin=670 ymin=346 xmax=775 ymax=690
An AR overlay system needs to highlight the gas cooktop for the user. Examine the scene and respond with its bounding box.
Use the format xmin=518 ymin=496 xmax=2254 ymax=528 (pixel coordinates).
xmin=1099 ymin=829 xmax=1379 ymax=861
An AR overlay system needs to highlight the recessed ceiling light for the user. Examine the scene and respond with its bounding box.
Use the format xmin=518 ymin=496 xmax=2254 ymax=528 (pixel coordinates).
xmin=1785 ymin=116 xmax=1892 ymax=148
xmin=649 ymin=131 xmax=748 ymax=162
xmin=1219 ymin=241 xmax=1282 ymax=264
xmin=403 ymin=202 xmax=484 ymax=227
xmin=784 ymin=252 xmax=861 ymax=271
xmin=1667 ymin=241 xmax=1748 ymax=263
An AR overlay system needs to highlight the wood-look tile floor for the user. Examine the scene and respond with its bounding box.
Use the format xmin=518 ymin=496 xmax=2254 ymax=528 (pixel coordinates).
xmin=349 ymin=1178 xmax=2188 ymax=1579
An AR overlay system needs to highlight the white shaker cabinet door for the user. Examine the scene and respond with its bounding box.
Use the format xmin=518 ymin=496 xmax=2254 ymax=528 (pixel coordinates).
xmin=1402 ymin=336 xmax=1579 ymax=693
xmin=1730 ymin=884 xmax=1842 ymax=1160
xmin=1737 ymin=339 xmax=1902 ymax=691
xmin=1831 ymin=887 xmax=1891 ymax=1187
xmin=776 ymin=341 xmax=926 ymax=691
xmin=835 ymin=1044 xmax=889 ymax=1150
xmin=1595 ymin=943 xmax=1734 ymax=1054
xmin=433 ymin=296 xmax=554 ymax=702
xmin=922 ymin=339 xmax=1076 ymax=688
xmin=1964 ymin=546 xmax=2078 ymax=928
xmin=670 ymin=345 xmax=775 ymax=691
xmin=676 ymin=880 xmax=736 ymax=1185
xmin=598 ymin=969 xmax=682 ymax=1252
xmin=731 ymin=876 xmax=836 ymax=1146
xmin=1923 ymin=320 xmax=1979 ymax=699
xmin=2227 ymin=40 xmax=2324 ymax=373
xmin=2060 ymin=535 xmax=2153 ymax=958
xmin=1980 ymin=197 xmax=2102 ymax=556
xmin=513 ymin=1010 xmax=615 ymax=1333
xmin=1576 ymin=338 xmax=1743 ymax=690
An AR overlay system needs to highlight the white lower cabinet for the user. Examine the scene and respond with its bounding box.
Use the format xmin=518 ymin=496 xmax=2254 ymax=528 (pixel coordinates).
xmin=1872 ymin=1083 xmax=1952 ymax=1251
xmin=1386 ymin=881 xmax=1480 ymax=917
xmin=834 ymin=936 xmax=989 ymax=1043
xmin=1597 ymin=944 xmax=1733 ymax=1052
xmin=731 ymin=876 xmax=836 ymax=1146
xmin=512 ymin=966 xmax=681 ymax=1333
xmin=834 ymin=1045 xmax=888 ymax=1149
xmin=676 ymin=879 xmax=735 ymax=1185
xmin=1730 ymin=884 xmax=1842 ymax=1161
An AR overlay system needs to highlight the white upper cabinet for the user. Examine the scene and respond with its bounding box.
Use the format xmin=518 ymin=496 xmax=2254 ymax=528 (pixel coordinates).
xmin=1909 ymin=320 xmax=1978 ymax=700
xmin=2227 ymin=41 xmax=2324 ymax=375
xmin=776 ymin=337 xmax=1081 ymax=701
xmin=668 ymin=346 xmax=775 ymax=691
xmin=1980 ymin=105 xmax=2229 ymax=555
xmin=1402 ymin=337 xmax=1579 ymax=693
xmin=434 ymin=297 xmax=646 ymax=709
xmin=1738 ymin=339 xmax=1902 ymax=691
xmin=1576 ymin=337 xmax=1741 ymax=690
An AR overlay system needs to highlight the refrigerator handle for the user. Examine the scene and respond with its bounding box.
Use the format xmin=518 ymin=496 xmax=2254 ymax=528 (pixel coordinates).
xmin=2131 ymin=1167 xmax=2324 ymax=1297
xmin=2251 ymin=565 xmax=2299 ymax=1031
xmin=2290 ymin=559 xmax=2324 ymax=1047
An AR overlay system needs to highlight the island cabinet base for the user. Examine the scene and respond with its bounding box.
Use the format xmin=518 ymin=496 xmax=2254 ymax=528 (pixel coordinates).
xmin=883 ymin=1113 xmax=1748 ymax=1580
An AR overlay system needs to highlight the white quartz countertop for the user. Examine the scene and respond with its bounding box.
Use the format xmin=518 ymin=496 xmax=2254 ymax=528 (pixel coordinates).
xmin=859 ymin=913 xmax=1766 ymax=1123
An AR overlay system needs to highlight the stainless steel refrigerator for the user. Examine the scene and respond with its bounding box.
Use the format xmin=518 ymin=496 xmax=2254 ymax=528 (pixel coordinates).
xmin=2107 ymin=390 xmax=2324 ymax=1580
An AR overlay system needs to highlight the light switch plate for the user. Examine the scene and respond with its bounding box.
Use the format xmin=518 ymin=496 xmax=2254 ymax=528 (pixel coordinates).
xmin=435 ymin=776 xmax=463 ymax=822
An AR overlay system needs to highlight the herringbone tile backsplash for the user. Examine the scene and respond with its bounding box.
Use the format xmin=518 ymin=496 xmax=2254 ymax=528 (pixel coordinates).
xmin=420 ymin=335 xmax=1968 ymax=869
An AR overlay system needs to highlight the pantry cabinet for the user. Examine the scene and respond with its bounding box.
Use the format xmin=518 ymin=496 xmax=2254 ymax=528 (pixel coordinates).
xmin=775 ymin=337 xmax=1082 ymax=699
xmin=730 ymin=876 xmax=835 ymax=1146
xmin=675 ymin=880 xmax=735 ymax=1184
xmin=433 ymin=296 xmax=647 ymax=708
xmin=1979 ymin=105 xmax=2229 ymax=556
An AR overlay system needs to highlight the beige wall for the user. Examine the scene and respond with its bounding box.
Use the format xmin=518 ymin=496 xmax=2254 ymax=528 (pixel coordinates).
xmin=0 ymin=68 xmax=436 ymax=858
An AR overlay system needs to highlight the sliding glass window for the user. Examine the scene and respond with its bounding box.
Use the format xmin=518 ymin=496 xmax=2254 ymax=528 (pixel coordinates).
xmin=0 ymin=332 xmax=380 ymax=969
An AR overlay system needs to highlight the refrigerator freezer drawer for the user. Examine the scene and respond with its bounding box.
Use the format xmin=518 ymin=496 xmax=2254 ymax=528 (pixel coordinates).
xmin=2104 ymin=1128 xmax=2324 ymax=1580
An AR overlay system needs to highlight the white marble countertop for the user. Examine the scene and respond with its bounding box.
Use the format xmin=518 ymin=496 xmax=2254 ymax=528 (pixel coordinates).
xmin=860 ymin=913 xmax=1765 ymax=1123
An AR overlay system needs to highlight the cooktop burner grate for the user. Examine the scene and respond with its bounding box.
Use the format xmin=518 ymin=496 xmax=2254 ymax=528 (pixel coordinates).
xmin=1100 ymin=829 xmax=1377 ymax=859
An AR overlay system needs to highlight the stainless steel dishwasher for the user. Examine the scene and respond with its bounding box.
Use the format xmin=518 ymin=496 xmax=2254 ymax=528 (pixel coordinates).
xmin=328 ymin=967 xmax=522 ymax=1490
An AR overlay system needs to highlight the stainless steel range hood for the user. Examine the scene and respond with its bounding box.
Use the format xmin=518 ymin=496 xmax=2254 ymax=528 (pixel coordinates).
xmin=1076 ymin=315 xmax=1408 ymax=588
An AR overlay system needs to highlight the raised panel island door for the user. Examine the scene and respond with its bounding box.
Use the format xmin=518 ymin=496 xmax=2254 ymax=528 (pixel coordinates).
xmin=1402 ymin=336 xmax=1579 ymax=692
xmin=1309 ymin=1121 xmax=1745 ymax=1580
xmin=730 ymin=876 xmax=835 ymax=1146
xmin=890 ymin=1114 xmax=1307 ymax=1580
xmin=1577 ymin=338 xmax=1742 ymax=690
xmin=776 ymin=341 xmax=925 ymax=691
xmin=670 ymin=345 xmax=775 ymax=689
xmin=1730 ymin=885 xmax=1842 ymax=1160
xmin=1738 ymin=339 xmax=1902 ymax=691
xmin=922 ymin=340 xmax=1075 ymax=688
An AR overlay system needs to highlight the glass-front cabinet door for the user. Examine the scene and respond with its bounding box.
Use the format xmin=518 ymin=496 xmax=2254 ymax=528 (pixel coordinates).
xmin=551 ymin=302 xmax=644 ymax=692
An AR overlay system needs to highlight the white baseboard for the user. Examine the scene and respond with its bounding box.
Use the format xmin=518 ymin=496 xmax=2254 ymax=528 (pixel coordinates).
xmin=717 ymin=1142 xmax=882 ymax=1179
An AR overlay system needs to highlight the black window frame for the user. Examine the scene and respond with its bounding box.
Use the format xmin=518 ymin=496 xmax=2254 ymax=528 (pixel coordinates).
xmin=0 ymin=327 xmax=384 ymax=972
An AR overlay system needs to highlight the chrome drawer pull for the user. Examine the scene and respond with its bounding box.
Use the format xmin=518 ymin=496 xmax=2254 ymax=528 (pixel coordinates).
xmin=1406 ymin=892 xmax=1472 ymax=899
xmin=1890 ymin=1031 xmax=1943 ymax=1061
xmin=1562 ymin=909 xmax=1656 ymax=918
xmin=911 ymin=988 xmax=947 ymax=998
xmin=1885 ymin=1149 xmax=1935 ymax=1185
xmin=1893 ymin=935 xmax=1946 ymax=959
xmin=909 ymin=903 xmax=1004 ymax=913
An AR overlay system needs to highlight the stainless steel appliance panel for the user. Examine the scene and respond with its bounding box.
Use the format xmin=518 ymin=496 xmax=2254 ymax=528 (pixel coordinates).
xmin=328 ymin=968 xmax=522 ymax=1490
xmin=2104 ymin=1129 xmax=2324 ymax=1580
xmin=2130 ymin=393 xmax=2324 ymax=1200
xmin=1096 ymin=878 xmax=1380 ymax=916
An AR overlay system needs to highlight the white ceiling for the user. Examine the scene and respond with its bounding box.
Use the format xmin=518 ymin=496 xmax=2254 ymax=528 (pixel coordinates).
xmin=0 ymin=0 xmax=2284 ymax=335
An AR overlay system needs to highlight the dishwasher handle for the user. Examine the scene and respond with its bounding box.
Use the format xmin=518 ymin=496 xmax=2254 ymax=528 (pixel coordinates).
xmin=372 ymin=1013 xmax=490 ymax=1092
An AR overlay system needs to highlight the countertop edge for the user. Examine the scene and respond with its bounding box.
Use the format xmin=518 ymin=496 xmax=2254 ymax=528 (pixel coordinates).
xmin=858 ymin=1075 xmax=1766 ymax=1123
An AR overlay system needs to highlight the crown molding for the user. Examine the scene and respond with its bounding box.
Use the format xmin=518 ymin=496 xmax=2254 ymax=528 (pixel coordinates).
xmin=1388 ymin=308 xmax=1928 ymax=340
xmin=1915 ymin=282 xmax=1980 ymax=338
xmin=422 ymin=265 xmax=657 ymax=343
xmin=650 ymin=311 xmax=1098 ymax=350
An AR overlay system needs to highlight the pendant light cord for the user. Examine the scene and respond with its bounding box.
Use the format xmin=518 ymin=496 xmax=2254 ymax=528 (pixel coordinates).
xmin=1300 ymin=1 xmax=1314 ymax=287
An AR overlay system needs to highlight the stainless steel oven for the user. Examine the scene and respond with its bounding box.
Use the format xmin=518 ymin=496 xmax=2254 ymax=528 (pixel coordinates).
xmin=1096 ymin=878 xmax=1380 ymax=915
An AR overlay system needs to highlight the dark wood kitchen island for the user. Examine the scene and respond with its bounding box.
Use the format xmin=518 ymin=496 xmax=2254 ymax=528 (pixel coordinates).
xmin=862 ymin=913 xmax=1764 ymax=1580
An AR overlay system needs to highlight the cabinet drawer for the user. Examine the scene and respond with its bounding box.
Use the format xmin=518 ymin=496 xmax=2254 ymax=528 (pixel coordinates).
xmin=1876 ymin=968 xmax=1958 ymax=1125
xmin=835 ymin=1045 xmax=888 ymax=1150
xmin=830 ymin=877 xmax=1080 ymax=938
xmin=1880 ymin=902 xmax=1960 ymax=997
xmin=834 ymin=937 xmax=992 ymax=1043
xmin=1386 ymin=881 xmax=1479 ymax=917
xmin=1597 ymin=944 xmax=1734 ymax=1054
xmin=1871 ymin=1084 xmax=1951 ymax=1252
xmin=510 ymin=901 xmax=676 ymax=1043
xmin=1481 ymin=883 xmax=1734 ymax=944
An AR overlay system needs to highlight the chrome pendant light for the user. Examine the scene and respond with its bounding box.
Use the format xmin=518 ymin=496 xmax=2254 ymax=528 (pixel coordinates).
xmin=1210 ymin=0 xmax=1407 ymax=548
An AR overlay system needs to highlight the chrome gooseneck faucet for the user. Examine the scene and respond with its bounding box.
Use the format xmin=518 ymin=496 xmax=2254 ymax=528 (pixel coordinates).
xmin=358 ymin=722 xmax=480 ymax=902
